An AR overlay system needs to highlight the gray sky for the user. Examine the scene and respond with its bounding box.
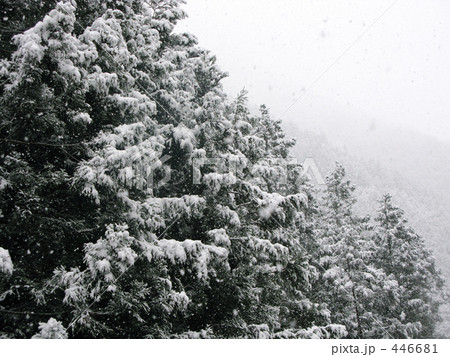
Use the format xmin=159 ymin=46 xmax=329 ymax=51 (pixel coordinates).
xmin=176 ymin=0 xmax=450 ymax=142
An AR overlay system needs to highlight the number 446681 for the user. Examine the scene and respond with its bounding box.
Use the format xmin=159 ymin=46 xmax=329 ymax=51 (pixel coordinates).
xmin=392 ymin=344 xmax=437 ymax=354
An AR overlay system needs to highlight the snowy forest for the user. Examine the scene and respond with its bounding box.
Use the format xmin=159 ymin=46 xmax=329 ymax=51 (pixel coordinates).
xmin=0 ymin=0 xmax=447 ymax=339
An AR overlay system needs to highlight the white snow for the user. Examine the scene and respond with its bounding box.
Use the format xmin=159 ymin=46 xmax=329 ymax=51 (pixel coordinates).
xmin=173 ymin=124 xmax=195 ymax=152
xmin=73 ymin=112 xmax=92 ymax=124
xmin=32 ymin=318 xmax=68 ymax=339
xmin=0 ymin=247 xmax=13 ymax=276
xmin=207 ymin=229 xmax=231 ymax=247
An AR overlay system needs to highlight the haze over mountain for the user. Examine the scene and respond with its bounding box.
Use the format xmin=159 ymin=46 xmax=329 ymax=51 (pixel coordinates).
xmin=177 ymin=0 xmax=450 ymax=143
xmin=283 ymin=120 xmax=450 ymax=336
xmin=285 ymin=121 xmax=450 ymax=273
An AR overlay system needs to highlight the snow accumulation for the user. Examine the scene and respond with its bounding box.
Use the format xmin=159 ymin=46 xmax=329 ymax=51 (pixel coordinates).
xmin=111 ymin=91 xmax=156 ymax=116
xmin=173 ymin=124 xmax=196 ymax=152
xmin=274 ymin=324 xmax=347 ymax=339
xmin=72 ymin=112 xmax=92 ymax=124
xmin=62 ymin=285 xmax=85 ymax=305
xmin=248 ymin=324 xmax=271 ymax=339
xmin=207 ymin=228 xmax=231 ymax=247
xmin=0 ymin=247 xmax=13 ymax=276
xmin=8 ymin=1 xmax=81 ymax=90
xmin=248 ymin=237 xmax=289 ymax=258
xmin=0 ymin=177 xmax=9 ymax=191
xmin=144 ymin=239 xmax=228 ymax=280
xmin=203 ymin=172 xmax=237 ymax=194
xmin=32 ymin=318 xmax=68 ymax=339
xmin=258 ymin=194 xmax=284 ymax=220
xmin=215 ymin=204 xmax=240 ymax=226
xmin=323 ymin=266 xmax=340 ymax=280
xmin=0 ymin=59 xmax=9 ymax=77
xmin=85 ymin=224 xmax=138 ymax=279
xmin=58 ymin=58 xmax=81 ymax=81
xmin=88 ymin=69 xmax=118 ymax=95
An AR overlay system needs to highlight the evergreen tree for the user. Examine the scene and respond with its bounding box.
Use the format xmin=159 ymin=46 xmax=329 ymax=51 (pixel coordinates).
xmin=372 ymin=194 xmax=444 ymax=338
xmin=0 ymin=0 xmax=444 ymax=339
xmin=315 ymin=164 xmax=400 ymax=338
xmin=0 ymin=0 xmax=100 ymax=337
xmin=0 ymin=0 xmax=336 ymax=338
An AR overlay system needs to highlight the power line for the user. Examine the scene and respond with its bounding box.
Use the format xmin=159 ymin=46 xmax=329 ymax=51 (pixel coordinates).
xmin=278 ymin=0 xmax=400 ymax=120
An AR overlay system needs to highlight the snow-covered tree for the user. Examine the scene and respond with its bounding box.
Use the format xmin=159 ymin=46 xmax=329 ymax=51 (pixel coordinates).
xmin=0 ymin=0 xmax=444 ymax=339
xmin=372 ymin=194 xmax=444 ymax=338
xmin=0 ymin=0 xmax=335 ymax=338
xmin=0 ymin=247 xmax=13 ymax=276
xmin=32 ymin=318 xmax=68 ymax=339
xmin=315 ymin=164 xmax=398 ymax=338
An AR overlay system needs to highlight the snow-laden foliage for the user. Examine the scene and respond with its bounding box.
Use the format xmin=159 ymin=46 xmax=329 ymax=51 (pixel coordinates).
xmin=0 ymin=0 xmax=444 ymax=338
xmin=314 ymin=164 xmax=444 ymax=338
xmin=0 ymin=248 xmax=13 ymax=276
xmin=32 ymin=318 xmax=68 ymax=339
xmin=371 ymin=194 xmax=444 ymax=338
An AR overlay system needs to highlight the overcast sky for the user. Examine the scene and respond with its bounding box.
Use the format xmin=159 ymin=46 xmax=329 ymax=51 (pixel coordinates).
xmin=176 ymin=0 xmax=450 ymax=142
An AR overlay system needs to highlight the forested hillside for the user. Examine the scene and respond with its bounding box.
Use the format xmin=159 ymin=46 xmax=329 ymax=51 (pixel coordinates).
xmin=0 ymin=0 xmax=445 ymax=338
xmin=285 ymin=126 xmax=450 ymax=337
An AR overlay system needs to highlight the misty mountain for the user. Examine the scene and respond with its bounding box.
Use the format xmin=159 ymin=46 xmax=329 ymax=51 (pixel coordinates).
xmin=284 ymin=122 xmax=450 ymax=336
